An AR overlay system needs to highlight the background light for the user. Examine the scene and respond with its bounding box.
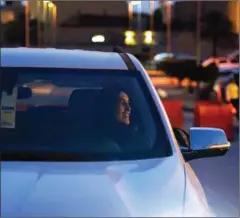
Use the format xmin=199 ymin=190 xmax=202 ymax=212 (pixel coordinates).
xmin=124 ymin=30 xmax=136 ymax=46
xmin=92 ymin=35 xmax=105 ymax=43
xmin=144 ymin=30 xmax=154 ymax=45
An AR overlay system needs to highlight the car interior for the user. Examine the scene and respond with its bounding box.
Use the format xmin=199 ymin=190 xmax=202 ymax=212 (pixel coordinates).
xmin=0 ymin=85 xmax=155 ymax=154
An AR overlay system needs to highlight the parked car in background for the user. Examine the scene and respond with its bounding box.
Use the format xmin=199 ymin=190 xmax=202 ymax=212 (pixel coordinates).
xmin=202 ymin=50 xmax=239 ymax=73
xmin=153 ymin=53 xmax=196 ymax=70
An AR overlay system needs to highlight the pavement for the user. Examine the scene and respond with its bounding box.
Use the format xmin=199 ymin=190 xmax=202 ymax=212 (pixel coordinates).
xmin=185 ymin=110 xmax=239 ymax=217
xmin=191 ymin=139 xmax=239 ymax=217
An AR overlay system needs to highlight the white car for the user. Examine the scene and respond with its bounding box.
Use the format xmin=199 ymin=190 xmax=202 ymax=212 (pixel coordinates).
xmin=202 ymin=50 xmax=239 ymax=72
xmin=0 ymin=47 xmax=230 ymax=217
xmin=153 ymin=53 xmax=196 ymax=70
xmin=153 ymin=53 xmax=196 ymax=63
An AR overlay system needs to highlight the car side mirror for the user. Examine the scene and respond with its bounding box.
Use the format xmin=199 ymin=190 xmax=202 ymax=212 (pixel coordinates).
xmin=182 ymin=127 xmax=230 ymax=162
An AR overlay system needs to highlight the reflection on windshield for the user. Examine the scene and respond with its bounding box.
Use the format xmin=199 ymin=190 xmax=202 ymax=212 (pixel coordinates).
xmin=0 ymin=68 xmax=172 ymax=161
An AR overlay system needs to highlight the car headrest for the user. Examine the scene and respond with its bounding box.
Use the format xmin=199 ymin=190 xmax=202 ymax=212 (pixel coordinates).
xmin=17 ymin=86 xmax=32 ymax=99
xmin=68 ymin=89 xmax=102 ymax=117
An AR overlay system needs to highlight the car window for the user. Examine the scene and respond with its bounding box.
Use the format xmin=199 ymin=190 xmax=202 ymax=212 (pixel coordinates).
xmin=0 ymin=67 xmax=172 ymax=161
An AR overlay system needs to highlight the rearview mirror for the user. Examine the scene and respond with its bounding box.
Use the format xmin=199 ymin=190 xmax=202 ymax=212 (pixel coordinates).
xmin=181 ymin=127 xmax=230 ymax=162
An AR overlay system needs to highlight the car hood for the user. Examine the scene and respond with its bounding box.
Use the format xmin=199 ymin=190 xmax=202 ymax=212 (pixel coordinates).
xmin=2 ymin=156 xmax=187 ymax=217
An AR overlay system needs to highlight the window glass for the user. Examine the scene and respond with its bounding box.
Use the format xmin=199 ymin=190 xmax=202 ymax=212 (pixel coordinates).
xmin=0 ymin=68 xmax=172 ymax=161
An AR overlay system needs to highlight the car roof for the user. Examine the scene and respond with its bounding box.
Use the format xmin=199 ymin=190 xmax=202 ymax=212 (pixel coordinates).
xmin=0 ymin=47 xmax=129 ymax=70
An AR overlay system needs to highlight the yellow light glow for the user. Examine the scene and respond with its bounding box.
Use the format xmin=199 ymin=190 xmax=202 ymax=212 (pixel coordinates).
xmin=228 ymin=0 xmax=239 ymax=33
xmin=31 ymin=85 xmax=54 ymax=94
xmin=43 ymin=0 xmax=54 ymax=8
xmin=181 ymin=78 xmax=190 ymax=87
xmin=124 ymin=30 xmax=136 ymax=46
xmin=191 ymin=81 xmax=197 ymax=87
xmin=171 ymin=77 xmax=180 ymax=86
xmin=1 ymin=10 xmax=15 ymax=24
xmin=144 ymin=31 xmax=154 ymax=45
xmin=48 ymin=2 xmax=54 ymax=8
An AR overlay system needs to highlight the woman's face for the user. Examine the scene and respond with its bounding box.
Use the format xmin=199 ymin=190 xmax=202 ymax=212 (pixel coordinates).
xmin=115 ymin=92 xmax=131 ymax=125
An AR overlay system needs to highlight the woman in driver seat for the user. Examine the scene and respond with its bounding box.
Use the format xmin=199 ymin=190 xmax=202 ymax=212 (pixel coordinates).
xmin=95 ymin=85 xmax=144 ymax=151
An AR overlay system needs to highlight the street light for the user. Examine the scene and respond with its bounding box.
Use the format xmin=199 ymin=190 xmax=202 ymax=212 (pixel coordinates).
xmin=42 ymin=1 xmax=56 ymax=47
xmin=159 ymin=0 xmax=173 ymax=53
xmin=25 ymin=0 xmax=30 ymax=47
xmin=47 ymin=2 xmax=57 ymax=46
xmin=149 ymin=0 xmax=154 ymax=31
xmin=37 ymin=0 xmax=42 ymax=47
xmin=165 ymin=1 xmax=172 ymax=53
xmin=136 ymin=1 xmax=141 ymax=31
xmin=128 ymin=1 xmax=141 ymax=30
xmin=196 ymin=1 xmax=202 ymax=65
xmin=42 ymin=0 xmax=48 ymax=46
xmin=52 ymin=3 xmax=57 ymax=47
xmin=149 ymin=1 xmax=155 ymax=58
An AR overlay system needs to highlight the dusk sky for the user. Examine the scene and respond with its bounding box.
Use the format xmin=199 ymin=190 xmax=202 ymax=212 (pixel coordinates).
xmin=129 ymin=1 xmax=160 ymax=13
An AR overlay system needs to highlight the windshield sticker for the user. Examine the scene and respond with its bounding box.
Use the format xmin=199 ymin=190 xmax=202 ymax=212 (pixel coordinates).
xmin=0 ymin=87 xmax=18 ymax=129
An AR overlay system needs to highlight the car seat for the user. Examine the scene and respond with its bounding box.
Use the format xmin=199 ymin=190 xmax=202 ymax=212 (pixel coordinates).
xmin=67 ymin=88 xmax=102 ymax=135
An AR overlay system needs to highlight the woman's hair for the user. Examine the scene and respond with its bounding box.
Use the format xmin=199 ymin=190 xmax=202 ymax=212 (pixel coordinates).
xmin=93 ymin=84 xmax=139 ymax=141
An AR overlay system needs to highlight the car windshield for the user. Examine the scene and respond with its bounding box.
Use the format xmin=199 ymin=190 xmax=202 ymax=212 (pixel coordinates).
xmin=0 ymin=67 xmax=172 ymax=161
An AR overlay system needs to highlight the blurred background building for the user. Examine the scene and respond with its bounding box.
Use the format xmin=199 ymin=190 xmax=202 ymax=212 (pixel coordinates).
xmin=228 ymin=0 xmax=239 ymax=34
xmin=0 ymin=0 xmax=239 ymax=56
xmin=0 ymin=0 xmax=56 ymax=46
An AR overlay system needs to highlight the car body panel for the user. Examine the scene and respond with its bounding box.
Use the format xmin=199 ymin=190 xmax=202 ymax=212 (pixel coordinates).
xmin=0 ymin=48 xmax=128 ymax=70
xmin=2 ymin=156 xmax=187 ymax=217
